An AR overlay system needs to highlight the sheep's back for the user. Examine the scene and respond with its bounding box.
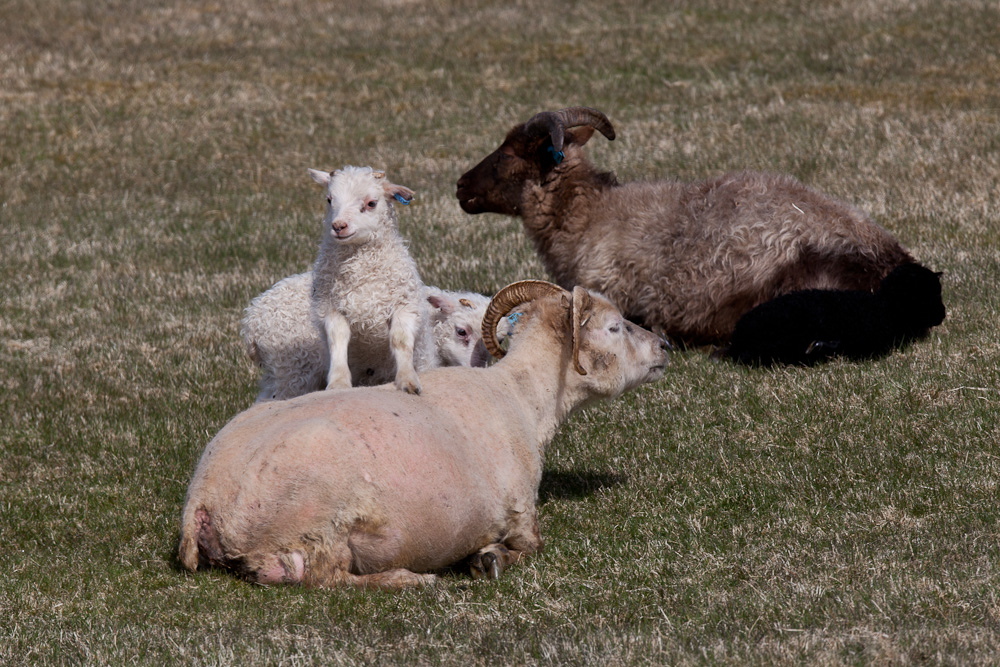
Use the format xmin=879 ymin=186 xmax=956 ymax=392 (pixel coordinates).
xmin=570 ymin=172 xmax=910 ymax=343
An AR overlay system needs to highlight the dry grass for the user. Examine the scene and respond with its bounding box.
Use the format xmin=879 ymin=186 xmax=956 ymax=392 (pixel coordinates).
xmin=2 ymin=0 xmax=999 ymax=664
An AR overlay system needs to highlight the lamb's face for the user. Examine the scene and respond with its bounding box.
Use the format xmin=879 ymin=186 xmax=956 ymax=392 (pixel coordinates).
xmin=426 ymin=288 xmax=493 ymax=368
xmin=308 ymin=166 xmax=414 ymax=246
xmin=323 ymin=169 xmax=387 ymax=245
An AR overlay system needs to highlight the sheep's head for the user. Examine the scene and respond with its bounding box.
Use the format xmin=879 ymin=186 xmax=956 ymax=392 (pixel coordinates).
xmin=308 ymin=165 xmax=415 ymax=245
xmin=482 ymin=280 xmax=668 ymax=400
xmin=877 ymin=262 xmax=946 ymax=338
xmin=425 ymin=287 xmax=492 ymax=368
xmin=455 ymin=107 xmax=616 ymax=216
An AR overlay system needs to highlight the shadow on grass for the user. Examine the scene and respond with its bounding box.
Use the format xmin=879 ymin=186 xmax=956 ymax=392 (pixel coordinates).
xmin=539 ymin=469 xmax=623 ymax=503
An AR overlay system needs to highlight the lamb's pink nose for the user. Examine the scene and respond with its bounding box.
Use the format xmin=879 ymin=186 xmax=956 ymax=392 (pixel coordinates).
xmin=332 ymin=220 xmax=348 ymax=234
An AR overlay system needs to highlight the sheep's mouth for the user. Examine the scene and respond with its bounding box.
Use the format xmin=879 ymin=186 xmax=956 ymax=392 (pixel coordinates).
xmin=333 ymin=231 xmax=357 ymax=241
xmin=457 ymin=194 xmax=481 ymax=214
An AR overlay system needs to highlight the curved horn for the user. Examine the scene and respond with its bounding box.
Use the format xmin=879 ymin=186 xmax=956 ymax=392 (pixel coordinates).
xmin=570 ymin=286 xmax=590 ymax=375
xmin=522 ymin=111 xmax=566 ymax=153
xmin=520 ymin=107 xmax=616 ymax=154
xmin=481 ymin=280 xmax=567 ymax=360
xmin=555 ymin=107 xmax=616 ymax=142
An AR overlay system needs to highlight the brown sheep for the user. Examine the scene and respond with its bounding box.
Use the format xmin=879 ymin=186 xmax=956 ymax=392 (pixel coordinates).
xmin=456 ymin=107 xmax=915 ymax=346
xmin=178 ymin=281 xmax=669 ymax=589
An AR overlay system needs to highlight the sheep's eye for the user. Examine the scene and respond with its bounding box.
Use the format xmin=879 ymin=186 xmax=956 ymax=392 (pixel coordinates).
xmin=455 ymin=326 xmax=468 ymax=339
xmin=625 ymin=323 xmax=634 ymax=334
xmin=366 ymin=200 xmax=377 ymax=209
xmin=609 ymin=324 xmax=621 ymax=333
xmin=326 ymin=196 xmax=332 ymax=204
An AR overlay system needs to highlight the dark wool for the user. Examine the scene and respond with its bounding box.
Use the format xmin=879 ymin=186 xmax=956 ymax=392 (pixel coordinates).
xmin=456 ymin=107 xmax=916 ymax=345
xmin=726 ymin=262 xmax=946 ymax=366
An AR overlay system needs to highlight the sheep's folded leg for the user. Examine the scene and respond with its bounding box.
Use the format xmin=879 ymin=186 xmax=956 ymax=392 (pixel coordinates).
xmin=324 ymin=311 xmax=353 ymax=389
xmin=389 ymin=305 xmax=422 ymax=394
xmin=309 ymin=568 xmax=437 ymax=590
xmin=469 ymin=510 xmax=542 ymax=580
xmin=469 ymin=543 xmax=522 ymax=580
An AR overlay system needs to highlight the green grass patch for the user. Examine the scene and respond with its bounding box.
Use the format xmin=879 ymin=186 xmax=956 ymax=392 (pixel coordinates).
xmin=2 ymin=0 xmax=999 ymax=663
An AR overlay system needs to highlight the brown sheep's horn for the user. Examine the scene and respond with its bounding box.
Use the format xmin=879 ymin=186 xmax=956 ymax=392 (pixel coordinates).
xmin=522 ymin=111 xmax=566 ymax=153
xmin=555 ymin=107 xmax=616 ymax=142
xmin=570 ymin=286 xmax=590 ymax=375
xmin=481 ymin=280 xmax=567 ymax=360
xmin=521 ymin=107 xmax=616 ymax=154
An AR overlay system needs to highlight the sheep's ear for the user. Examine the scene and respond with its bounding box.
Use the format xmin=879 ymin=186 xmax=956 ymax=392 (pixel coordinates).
xmin=384 ymin=182 xmax=415 ymax=205
xmin=565 ymin=126 xmax=597 ymax=148
xmin=427 ymin=293 xmax=456 ymax=318
xmin=308 ymin=168 xmax=331 ymax=186
xmin=570 ymin=286 xmax=591 ymax=376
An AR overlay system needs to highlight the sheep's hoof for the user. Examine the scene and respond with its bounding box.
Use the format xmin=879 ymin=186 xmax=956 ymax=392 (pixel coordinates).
xmin=805 ymin=340 xmax=839 ymax=356
xmin=470 ymin=552 xmax=501 ymax=580
xmin=470 ymin=544 xmax=509 ymax=580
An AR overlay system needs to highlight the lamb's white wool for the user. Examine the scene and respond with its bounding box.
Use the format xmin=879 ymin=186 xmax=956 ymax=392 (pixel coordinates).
xmin=307 ymin=165 xmax=434 ymax=394
xmin=241 ymin=272 xmax=492 ymax=402
xmin=424 ymin=286 xmax=492 ymax=368
xmin=241 ymin=272 xmax=322 ymax=402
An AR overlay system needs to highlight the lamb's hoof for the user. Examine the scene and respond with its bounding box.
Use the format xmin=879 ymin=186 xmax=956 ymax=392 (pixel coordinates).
xmin=396 ymin=377 xmax=422 ymax=395
xmin=326 ymin=374 xmax=351 ymax=391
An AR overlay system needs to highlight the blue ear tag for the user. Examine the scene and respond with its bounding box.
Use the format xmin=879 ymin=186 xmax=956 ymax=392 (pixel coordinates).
xmin=394 ymin=194 xmax=412 ymax=205
xmin=547 ymin=146 xmax=565 ymax=164
xmin=507 ymin=312 xmax=523 ymax=327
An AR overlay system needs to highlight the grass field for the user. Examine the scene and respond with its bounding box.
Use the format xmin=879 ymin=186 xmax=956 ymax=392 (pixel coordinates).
xmin=2 ymin=0 xmax=999 ymax=663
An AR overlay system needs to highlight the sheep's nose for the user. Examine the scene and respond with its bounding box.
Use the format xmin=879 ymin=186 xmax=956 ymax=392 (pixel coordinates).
xmin=332 ymin=220 xmax=347 ymax=233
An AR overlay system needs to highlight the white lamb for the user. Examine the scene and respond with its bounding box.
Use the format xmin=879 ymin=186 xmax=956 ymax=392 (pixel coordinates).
xmin=308 ymin=165 xmax=435 ymax=395
xmin=424 ymin=286 xmax=493 ymax=368
xmin=241 ymin=273 xmax=493 ymax=402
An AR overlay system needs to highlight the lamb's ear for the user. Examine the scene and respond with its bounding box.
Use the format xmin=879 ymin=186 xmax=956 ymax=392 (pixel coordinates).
xmin=565 ymin=126 xmax=597 ymax=148
xmin=570 ymin=286 xmax=591 ymax=376
xmin=384 ymin=181 xmax=416 ymax=205
xmin=426 ymin=292 xmax=456 ymax=319
xmin=308 ymin=168 xmax=331 ymax=186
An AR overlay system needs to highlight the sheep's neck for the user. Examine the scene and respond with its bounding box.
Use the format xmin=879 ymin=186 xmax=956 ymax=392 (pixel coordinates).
xmin=519 ymin=162 xmax=613 ymax=290
xmin=495 ymin=326 xmax=588 ymax=450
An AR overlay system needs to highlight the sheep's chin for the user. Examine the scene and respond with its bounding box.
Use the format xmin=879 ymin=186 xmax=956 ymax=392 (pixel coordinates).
xmin=458 ymin=197 xmax=481 ymax=214
xmin=332 ymin=231 xmax=360 ymax=243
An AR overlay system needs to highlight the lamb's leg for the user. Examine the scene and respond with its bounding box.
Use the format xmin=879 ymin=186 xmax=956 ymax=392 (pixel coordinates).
xmin=324 ymin=311 xmax=352 ymax=390
xmin=388 ymin=304 xmax=421 ymax=394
